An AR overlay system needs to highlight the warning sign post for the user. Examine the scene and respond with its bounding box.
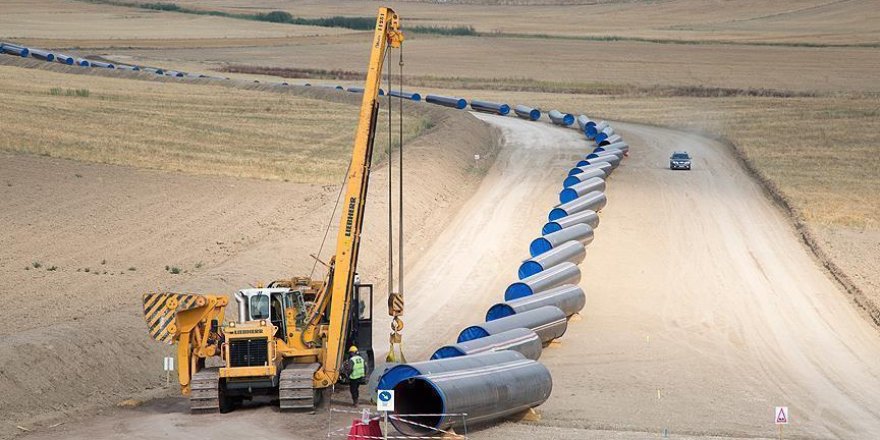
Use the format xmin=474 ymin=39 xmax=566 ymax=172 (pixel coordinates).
xmin=774 ymin=406 xmax=789 ymax=440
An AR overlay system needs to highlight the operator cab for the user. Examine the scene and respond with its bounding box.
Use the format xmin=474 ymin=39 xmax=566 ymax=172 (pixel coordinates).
xmin=235 ymin=288 xmax=293 ymax=337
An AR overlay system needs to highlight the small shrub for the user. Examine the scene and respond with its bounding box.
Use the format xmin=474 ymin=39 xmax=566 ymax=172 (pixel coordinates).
xmin=84 ymin=268 xmax=90 ymax=273
xmin=256 ymin=10 xmax=293 ymax=23
xmin=169 ymin=267 xmax=181 ymax=274
xmin=49 ymin=87 xmax=63 ymax=96
xmin=101 ymin=259 xmax=107 ymax=265
xmin=32 ymin=262 xmax=41 ymax=268
xmin=194 ymin=261 xmax=203 ymax=269
xmin=141 ymin=2 xmax=181 ymax=11
xmin=128 ymin=267 xmax=136 ymax=271
xmin=47 ymin=266 xmax=58 ymax=271
xmin=165 ymin=265 xmax=170 ymax=271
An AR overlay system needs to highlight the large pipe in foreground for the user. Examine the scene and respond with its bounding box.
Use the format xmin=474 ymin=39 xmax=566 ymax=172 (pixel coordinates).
xmin=549 ymin=191 xmax=607 ymax=220
xmin=548 ymin=110 xmax=574 ymax=126
xmin=487 ymin=284 xmax=585 ymax=320
xmin=459 ymin=306 xmax=568 ymax=343
xmin=542 ymin=210 xmax=599 ymax=235
xmin=531 ymin=223 xmax=594 ymax=256
xmin=28 ymin=48 xmax=55 ymax=62
xmin=504 ymin=263 xmax=580 ymax=300
xmin=388 ymin=90 xmax=421 ymax=101
xmin=431 ymin=328 xmax=542 ymax=360
xmin=560 ymin=176 xmax=606 ymax=203
xmin=568 ymin=161 xmax=613 ymax=177
xmin=563 ymin=168 xmax=606 ymax=188
xmin=519 ymin=240 xmax=585 ymax=278
xmin=586 ymin=121 xmax=609 ymax=139
xmin=392 ymin=359 xmax=552 ymax=436
xmin=599 ymin=134 xmax=623 ymax=146
xmin=514 ymin=105 xmax=541 ymax=121
xmin=426 ymin=94 xmax=467 ymax=109
xmin=577 ymin=154 xmax=620 ymax=169
xmin=470 ymin=99 xmax=511 ymax=115
xmin=377 ymin=351 xmax=524 ymax=392
xmin=54 ymin=53 xmax=75 ymax=65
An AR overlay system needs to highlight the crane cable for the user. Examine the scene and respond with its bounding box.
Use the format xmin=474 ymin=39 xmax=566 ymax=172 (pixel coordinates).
xmin=385 ymin=45 xmax=406 ymax=363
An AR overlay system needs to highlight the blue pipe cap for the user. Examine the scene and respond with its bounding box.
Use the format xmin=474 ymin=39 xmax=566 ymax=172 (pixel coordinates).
xmin=503 ymin=282 xmax=533 ymax=302
xmin=529 ymin=237 xmax=553 ymax=257
xmin=585 ymin=125 xmax=599 ymax=138
xmin=576 ymin=160 xmax=589 ymax=167
xmin=457 ymin=325 xmax=490 ymax=343
xmin=562 ymin=114 xmax=575 ymax=126
xmin=541 ymin=222 xmax=563 ymax=235
xmin=485 ymin=304 xmax=516 ymax=321
xmin=559 ymin=188 xmax=580 ymax=204
xmin=548 ymin=208 xmax=568 ymax=221
xmin=568 ymin=167 xmax=583 ymax=177
xmin=410 ymin=93 xmax=422 ymax=101
xmin=595 ymin=133 xmax=609 ymax=143
xmin=518 ymin=261 xmax=544 ymax=279
xmin=430 ymin=346 xmax=465 ymax=360
xmin=562 ymin=175 xmax=581 ymax=188
xmin=377 ymin=365 xmax=421 ymax=391
xmin=592 ymin=147 xmax=606 ymax=153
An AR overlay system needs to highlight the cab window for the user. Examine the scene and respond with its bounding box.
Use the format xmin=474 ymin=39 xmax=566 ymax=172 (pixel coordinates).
xmin=250 ymin=294 xmax=270 ymax=320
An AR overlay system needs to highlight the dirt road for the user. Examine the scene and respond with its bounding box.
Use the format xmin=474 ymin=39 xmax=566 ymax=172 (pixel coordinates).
xmin=20 ymin=116 xmax=880 ymax=439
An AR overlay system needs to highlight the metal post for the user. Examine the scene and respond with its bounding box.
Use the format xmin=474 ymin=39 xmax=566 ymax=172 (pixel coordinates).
xmin=383 ymin=411 xmax=389 ymax=440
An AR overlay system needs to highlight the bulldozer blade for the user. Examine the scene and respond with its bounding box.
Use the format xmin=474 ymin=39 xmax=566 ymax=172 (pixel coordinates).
xmin=142 ymin=292 xmax=203 ymax=344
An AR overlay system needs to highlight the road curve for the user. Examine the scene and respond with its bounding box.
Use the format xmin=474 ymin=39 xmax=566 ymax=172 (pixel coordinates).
xmin=21 ymin=115 xmax=880 ymax=440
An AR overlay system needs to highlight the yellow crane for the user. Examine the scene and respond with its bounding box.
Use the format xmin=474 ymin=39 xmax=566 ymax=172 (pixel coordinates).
xmin=141 ymin=7 xmax=404 ymax=413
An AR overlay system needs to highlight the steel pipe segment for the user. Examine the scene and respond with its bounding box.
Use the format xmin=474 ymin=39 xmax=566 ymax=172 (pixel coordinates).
xmin=53 ymin=53 xmax=75 ymax=65
xmin=595 ymin=141 xmax=629 ymax=154
xmin=531 ymin=223 xmax=594 ymax=256
xmin=75 ymin=58 xmax=90 ymax=67
xmin=585 ymin=121 xmax=609 ymax=139
xmin=599 ymin=134 xmax=623 ymax=146
xmin=585 ymin=150 xmax=624 ymax=161
xmin=458 ymin=306 xmax=567 ymax=343
xmin=593 ymin=147 xmax=628 ymax=158
xmin=426 ymin=94 xmax=467 ymax=109
xmin=576 ymin=115 xmax=596 ymax=132
xmin=28 ymin=48 xmax=55 ymax=62
xmin=559 ymin=176 xmax=605 ymax=204
xmin=577 ymin=154 xmax=620 ymax=169
xmin=504 ymin=263 xmax=581 ymax=300
xmin=487 ymin=284 xmax=585 ymax=321
xmin=89 ymin=60 xmax=115 ymax=69
xmin=470 ymin=99 xmax=511 ymax=115
xmin=563 ymin=168 xmax=606 ymax=188
xmin=144 ymin=67 xmax=164 ymax=75
xmin=431 ymin=328 xmax=542 ymax=360
xmin=542 ymin=210 xmax=599 ymax=235
xmin=165 ymin=71 xmax=185 ymax=77
xmin=549 ymin=191 xmax=607 ymax=220
xmin=116 ymin=65 xmax=140 ymax=71
xmin=568 ymin=161 xmax=613 ymax=177
xmin=548 ymin=110 xmax=575 ymax=126
xmin=519 ymin=240 xmax=585 ymax=279
xmin=388 ymin=89 xmax=421 ymax=101
xmin=594 ymin=126 xmax=615 ymax=144
xmin=345 ymin=86 xmax=385 ymax=96
xmin=391 ymin=358 xmax=552 ymax=436
xmin=1 ymin=44 xmax=29 ymax=57
xmin=378 ymin=351 xmax=524 ymax=392
xmin=514 ymin=105 xmax=541 ymax=121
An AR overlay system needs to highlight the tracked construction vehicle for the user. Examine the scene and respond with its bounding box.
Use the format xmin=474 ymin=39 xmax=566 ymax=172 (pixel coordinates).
xmin=141 ymin=7 xmax=405 ymax=413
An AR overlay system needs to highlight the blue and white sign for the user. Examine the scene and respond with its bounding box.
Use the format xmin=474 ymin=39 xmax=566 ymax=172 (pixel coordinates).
xmin=377 ymin=389 xmax=394 ymax=412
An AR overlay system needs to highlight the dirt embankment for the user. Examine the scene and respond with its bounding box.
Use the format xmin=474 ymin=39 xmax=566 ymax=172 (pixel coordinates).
xmin=0 ymin=66 xmax=498 ymax=437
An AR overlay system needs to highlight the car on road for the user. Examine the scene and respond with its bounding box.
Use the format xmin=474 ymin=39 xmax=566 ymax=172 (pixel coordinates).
xmin=670 ymin=151 xmax=692 ymax=170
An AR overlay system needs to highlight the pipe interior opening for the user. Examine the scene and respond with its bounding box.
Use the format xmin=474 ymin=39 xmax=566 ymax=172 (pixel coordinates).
xmin=392 ymin=378 xmax=444 ymax=436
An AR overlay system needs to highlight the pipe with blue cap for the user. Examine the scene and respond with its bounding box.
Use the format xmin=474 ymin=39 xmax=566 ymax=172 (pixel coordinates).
xmin=548 ymin=110 xmax=574 ymax=126
xmin=559 ymin=176 xmax=605 ymax=204
xmin=542 ymin=210 xmax=600 ymax=235
xmin=585 ymin=121 xmax=609 ymax=139
xmin=426 ymin=94 xmax=467 ymax=109
xmin=518 ymin=240 xmax=585 ymax=279
xmin=576 ymin=155 xmax=620 ymax=169
xmin=563 ymin=168 xmax=606 ymax=188
xmin=598 ymin=134 xmax=622 ymax=147
xmin=513 ymin=105 xmax=541 ymax=121
xmin=430 ymin=328 xmax=542 ymax=360
xmin=568 ymin=162 xmax=613 ymax=178
xmin=458 ymin=306 xmax=567 ymax=343
xmin=388 ymin=90 xmax=421 ymax=101
xmin=549 ymin=191 xmax=606 ymax=220
xmin=470 ymin=99 xmax=510 ymax=115
xmin=378 ymin=351 xmax=523 ymax=392
xmin=487 ymin=284 xmax=585 ymax=321
xmin=531 ymin=223 xmax=594 ymax=256
xmin=504 ymin=263 xmax=580 ymax=301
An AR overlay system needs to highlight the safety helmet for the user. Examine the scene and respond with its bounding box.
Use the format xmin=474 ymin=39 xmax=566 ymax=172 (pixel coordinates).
xmin=349 ymin=346 xmax=358 ymax=353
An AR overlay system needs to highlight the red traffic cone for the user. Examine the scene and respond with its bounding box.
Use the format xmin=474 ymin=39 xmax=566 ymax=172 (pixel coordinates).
xmin=347 ymin=418 xmax=383 ymax=440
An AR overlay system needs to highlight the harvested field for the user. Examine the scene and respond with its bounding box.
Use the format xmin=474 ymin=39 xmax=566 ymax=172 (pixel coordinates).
xmin=112 ymin=0 xmax=880 ymax=45
xmin=0 ymin=0 xmax=348 ymax=41
xmin=0 ymin=62 xmax=428 ymax=183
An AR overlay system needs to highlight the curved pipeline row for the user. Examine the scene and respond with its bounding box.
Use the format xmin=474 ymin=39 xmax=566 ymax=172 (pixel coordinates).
xmin=376 ymin=109 xmax=630 ymax=436
xmin=1 ymin=39 xmax=630 ymax=436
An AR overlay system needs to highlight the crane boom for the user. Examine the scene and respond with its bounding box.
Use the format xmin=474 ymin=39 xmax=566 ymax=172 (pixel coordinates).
xmin=319 ymin=7 xmax=404 ymax=385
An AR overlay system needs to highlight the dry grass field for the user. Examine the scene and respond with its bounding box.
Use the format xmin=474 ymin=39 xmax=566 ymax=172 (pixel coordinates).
xmin=0 ymin=62 xmax=428 ymax=183
xmin=118 ymin=0 xmax=880 ymax=45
